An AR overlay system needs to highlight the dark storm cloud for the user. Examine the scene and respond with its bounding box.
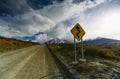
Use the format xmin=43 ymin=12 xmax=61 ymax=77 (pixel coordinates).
xmin=0 ymin=0 xmax=64 ymax=21
xmin=26 ymin=0 xmax=64 ymax=10
xmin=26 ymin=0 xmax=53 ymax=10
xmin=0 ymin=0 xmax=55 ymax=36
xmin=0 ymin=0 xmax=30 ymax=17
xmin=73 ymin=0 xmax=85 ymax=4
xmin=0 ymin=0 xmax=65 ymax=18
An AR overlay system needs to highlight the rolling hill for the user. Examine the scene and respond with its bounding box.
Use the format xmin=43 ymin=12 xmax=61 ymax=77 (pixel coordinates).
xmin=0 ymin=36 xmax=39 ymax=53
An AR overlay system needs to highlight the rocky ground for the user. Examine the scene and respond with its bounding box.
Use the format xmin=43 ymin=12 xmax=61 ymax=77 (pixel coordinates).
xmin=73 ymin=59 xmax=120 ymax=79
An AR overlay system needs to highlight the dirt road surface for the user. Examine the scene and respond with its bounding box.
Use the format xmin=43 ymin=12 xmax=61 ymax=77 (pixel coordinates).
xmin=0 ymin=45 xmax=62 ymax=79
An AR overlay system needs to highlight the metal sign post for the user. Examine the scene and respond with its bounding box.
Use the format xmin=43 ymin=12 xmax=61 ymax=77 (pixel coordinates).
xmin=74 ymin=37 xmax=77 ymax=61
xmin=81 ymin=38 xmax=84 ymax=59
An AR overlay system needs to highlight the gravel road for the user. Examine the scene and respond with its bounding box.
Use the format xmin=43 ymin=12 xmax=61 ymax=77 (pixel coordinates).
xmin=0 ymin=45 xmax=62 ymax=79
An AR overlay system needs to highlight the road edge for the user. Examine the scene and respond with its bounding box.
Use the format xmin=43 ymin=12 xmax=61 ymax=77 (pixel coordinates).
xmin=47 ymin=45 xmax=80 ymax=79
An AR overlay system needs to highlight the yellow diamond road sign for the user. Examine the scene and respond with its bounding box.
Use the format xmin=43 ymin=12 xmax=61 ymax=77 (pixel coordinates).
xmin=71 ymin=23 xmax=86 ymax=41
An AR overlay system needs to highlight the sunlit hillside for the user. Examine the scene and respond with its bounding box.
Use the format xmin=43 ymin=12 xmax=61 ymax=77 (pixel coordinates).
xmin=0 ymin=36 xmax=39 ymax=53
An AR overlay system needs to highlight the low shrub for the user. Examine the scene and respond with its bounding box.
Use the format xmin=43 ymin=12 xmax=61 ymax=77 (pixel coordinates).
xmin=84 ymin=45 xmax=114 ymax=59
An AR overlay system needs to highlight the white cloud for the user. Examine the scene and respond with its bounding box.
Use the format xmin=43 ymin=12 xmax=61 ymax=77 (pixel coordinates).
xmin=38 ymin=0 xmax=107 ymax=23
xmin=36 ymin=0 xmax=108 ymax=42
xmin=36 ymin=34 xmax=48 ymax=43
xmin=86 ymin=9 xmax=120 ymax=39
xmin=0 ymin=10 xmax=55 ymax=37
xmin=45 ymin=23 xmax=66 ymax=39
xmin=0 ymin=25 xmax=22 ymax=38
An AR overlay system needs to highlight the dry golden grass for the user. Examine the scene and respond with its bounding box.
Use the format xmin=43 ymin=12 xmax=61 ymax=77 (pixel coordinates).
xmin=49 ymin=43 xmax=120 ymax=63
xmin=0 ymin=36 xmax=39 ymax=53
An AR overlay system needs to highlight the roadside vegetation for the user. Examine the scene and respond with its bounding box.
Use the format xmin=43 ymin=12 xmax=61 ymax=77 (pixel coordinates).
xmin=0 ymin=36 xmax=39 ymax=53
xmin=49 ymin=44 xmax=120 ymax=62
xmin=49 ymin=43 xmax=120 ymax=79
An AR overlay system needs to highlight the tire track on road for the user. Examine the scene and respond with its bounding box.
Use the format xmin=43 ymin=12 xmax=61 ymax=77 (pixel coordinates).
xmin=15 ymin=45 xmax=45 ymax=79
xmin=0 ymin=45 xmax=63 ymax=79
xmin=0 ymin=45 xmax=39 ymax=79
xmin=2 ymin=49 xmax=38 ymax=79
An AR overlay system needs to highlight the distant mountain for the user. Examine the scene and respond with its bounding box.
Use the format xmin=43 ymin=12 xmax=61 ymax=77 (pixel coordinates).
xmin=84 ymin=37 xmax=120 ymax=44
xmin=46 ymin=38 xmax=70 ymax=44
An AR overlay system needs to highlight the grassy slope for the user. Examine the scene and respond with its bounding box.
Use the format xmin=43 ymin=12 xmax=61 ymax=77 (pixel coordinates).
xmin=0 ymin=36 xmax=39 ymax=53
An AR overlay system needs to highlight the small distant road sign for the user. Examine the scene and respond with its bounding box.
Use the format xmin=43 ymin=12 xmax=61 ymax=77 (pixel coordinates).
xmin=71 ymin=23 xmax=85 ymax=41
